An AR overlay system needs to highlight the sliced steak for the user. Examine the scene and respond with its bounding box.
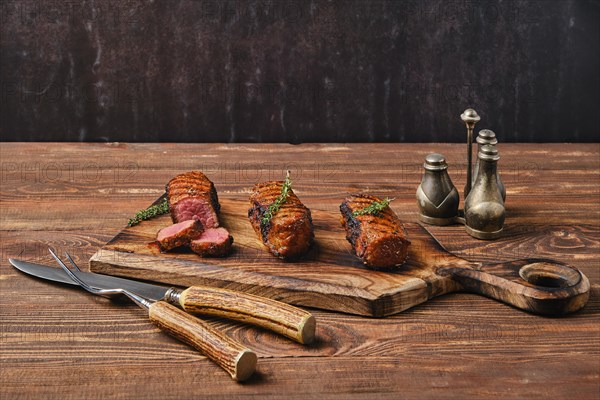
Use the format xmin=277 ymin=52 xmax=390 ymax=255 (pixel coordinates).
xmin=340 ymin=194 xmax=410 ymax=269
xmin=156 ymin=219 xmax=203 ymax=251
xmin=189 ymin=227 xmax=234 ymax=257
xmin=167 ymin=171 xmax=221 ymax=228
xmin=248 ymin=181 xmax=314 ymax=259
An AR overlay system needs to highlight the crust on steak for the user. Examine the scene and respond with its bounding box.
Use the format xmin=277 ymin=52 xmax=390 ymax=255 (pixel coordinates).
xmin=248 ymin=180 xmax=314 ymax=259
xmin=340 ymin=194 xmax=410 ymax=269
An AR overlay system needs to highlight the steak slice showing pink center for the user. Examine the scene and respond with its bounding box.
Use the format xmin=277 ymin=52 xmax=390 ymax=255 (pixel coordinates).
xmin=171 ymin=198 xmax=219 ymax=228
xmin=156 ymin=219 xmax=203 ymax=251
xmin=189 ymin=227 xmax=233 ymax=257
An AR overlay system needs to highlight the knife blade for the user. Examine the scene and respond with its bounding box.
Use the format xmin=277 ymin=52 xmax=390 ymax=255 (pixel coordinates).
xmin=10 ymin=258 xmax=169 ymax=301
xmin=9 ymin=258 xmax=315 ymax=345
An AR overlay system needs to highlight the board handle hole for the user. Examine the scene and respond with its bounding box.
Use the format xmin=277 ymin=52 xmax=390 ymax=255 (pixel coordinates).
xmin=519 ymin=262 xmax=581 ymax=288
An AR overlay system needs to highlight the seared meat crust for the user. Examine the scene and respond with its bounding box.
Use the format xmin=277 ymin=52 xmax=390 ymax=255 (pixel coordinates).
xmin=248 ymin=181 xmax=314 ymax=259
xmin=340 ymin=194 xmax=410 ymax=269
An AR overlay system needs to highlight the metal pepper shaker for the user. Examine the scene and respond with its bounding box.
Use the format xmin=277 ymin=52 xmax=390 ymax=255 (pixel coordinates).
xmin=464 ymin=145 xmax=505 ymax=239
xmin=416 ymin=153 xmax=460 ymax=225
xmin=473 ymin=129 xmax=506 ymax=201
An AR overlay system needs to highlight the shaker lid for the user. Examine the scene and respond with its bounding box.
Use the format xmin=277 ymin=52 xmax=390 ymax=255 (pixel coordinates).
xmin=479 ymin=144 xmax=500 ymax=161
xmin=423 ymin=153 xmax=448 ymax=171
xmin=461 ymin=108 xmax=481 ymax=123
xmin=476 ymin=129 xmax=498 ymax=145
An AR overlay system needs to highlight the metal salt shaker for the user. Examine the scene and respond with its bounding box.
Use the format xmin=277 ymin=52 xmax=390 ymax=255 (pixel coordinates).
xmin=464 ymin=145 xmax=505 ymax=239
xmin=473 ymin=129 xmax=506 ymax=201
xmin=416 ymin=153 xmax=460 ymax=225
xmin=461 ymin=108 xmax=481 ymax=198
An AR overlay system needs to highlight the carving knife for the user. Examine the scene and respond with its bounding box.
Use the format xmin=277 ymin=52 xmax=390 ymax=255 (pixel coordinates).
xmin=8 ymin=258 xmax=316 ymax=345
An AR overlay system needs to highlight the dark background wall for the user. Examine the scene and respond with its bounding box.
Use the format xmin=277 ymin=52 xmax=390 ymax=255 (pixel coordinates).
xmin=1 ymin=0 xmax=598 ymax=143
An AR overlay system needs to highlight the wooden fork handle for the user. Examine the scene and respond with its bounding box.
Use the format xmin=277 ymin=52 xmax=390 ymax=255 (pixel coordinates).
xmin=148 ymin=301 xmax=257 ymax=382
xmin=177 ymin=286 xmax=316 ymax=345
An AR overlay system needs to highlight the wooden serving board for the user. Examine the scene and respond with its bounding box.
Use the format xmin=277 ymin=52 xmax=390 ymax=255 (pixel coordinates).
xmin=90 ymin=198 xmax=590 ymax=317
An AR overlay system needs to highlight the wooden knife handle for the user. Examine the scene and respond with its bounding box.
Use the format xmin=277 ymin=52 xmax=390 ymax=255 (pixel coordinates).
xmin=438 ymin=258 xmax=590 ymax=315
xmin=176 ymin=286 xmax=316 ymax=344
xmin=148 ymin=301 xmax=257 ymax=382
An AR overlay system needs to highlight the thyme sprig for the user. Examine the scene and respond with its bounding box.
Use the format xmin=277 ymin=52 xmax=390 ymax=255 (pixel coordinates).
xmin=261 ymin=170 xmax=292 ymax=225
xmin=352 ymin=197 xmax=395 ymax=217
xmin=127 ymin=197 xmax=169 ymax=227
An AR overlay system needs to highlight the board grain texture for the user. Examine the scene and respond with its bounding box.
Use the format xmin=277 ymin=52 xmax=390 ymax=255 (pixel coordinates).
xmin=1 ymin=143 xmax=599 ymax=399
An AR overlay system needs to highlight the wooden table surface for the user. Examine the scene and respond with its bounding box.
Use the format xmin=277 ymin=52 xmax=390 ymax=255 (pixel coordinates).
xmin=1 ymin=143 xmax=598 ymax=399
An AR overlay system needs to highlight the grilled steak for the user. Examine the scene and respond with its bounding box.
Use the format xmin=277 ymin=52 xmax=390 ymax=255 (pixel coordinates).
xmin=164 ymin=171 xmax=235 ymax=255
xmin=156 ymin=219 xmax=203 ymax=251
xmin=340 ymin=194 xmax=410 ymax=269
xmin=167 ymin=171 xmax=221 ymax=228
xmin=248 ymin=181 xmax=314 ymax=259
xmin=190 ymin=227 xmax=234 ymax=257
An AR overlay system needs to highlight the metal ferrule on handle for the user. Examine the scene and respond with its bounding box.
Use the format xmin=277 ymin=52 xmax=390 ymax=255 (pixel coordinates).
xmin=164 ymin=287 xmax=183 ymax=305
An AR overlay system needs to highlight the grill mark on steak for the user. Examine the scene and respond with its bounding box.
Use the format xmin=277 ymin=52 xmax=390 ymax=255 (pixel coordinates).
xmin=340 ymin=194 xmax=410 ymax=269
xmin=248 ymin=180 xmax=314 ymax=259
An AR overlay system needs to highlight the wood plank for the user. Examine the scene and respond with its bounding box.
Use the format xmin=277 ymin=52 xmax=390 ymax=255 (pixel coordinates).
xmin=1 ymin=357 xmax=598 ymax=400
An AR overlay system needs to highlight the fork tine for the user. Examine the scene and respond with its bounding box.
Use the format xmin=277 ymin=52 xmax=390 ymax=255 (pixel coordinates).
xmin=65 ymin=252 xmax=81 ymax=272
xmin=49 ymin=248 xmax=151 ymax=309
xmin=61 ymin=264 xmax=92 ymax=291
xmin=49 ymin=248 xmax=70 ymax=271
xmin=49 ymin=248 xmax=95 ymax=293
